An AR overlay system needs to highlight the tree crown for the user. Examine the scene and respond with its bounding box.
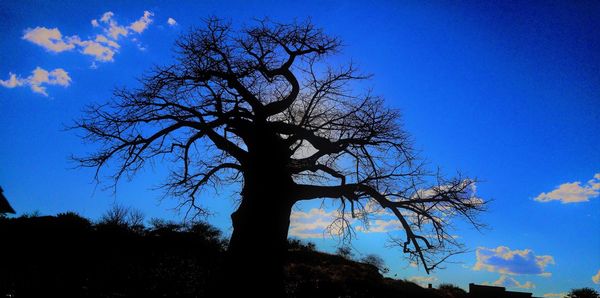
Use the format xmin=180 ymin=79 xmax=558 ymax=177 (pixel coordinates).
xmin=74 ymin=18 xmax=485 ymax=273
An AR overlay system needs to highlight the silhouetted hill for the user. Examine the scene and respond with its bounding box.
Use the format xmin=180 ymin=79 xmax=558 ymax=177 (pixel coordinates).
xmin=0 ymin=212 xmax=444 ymax=297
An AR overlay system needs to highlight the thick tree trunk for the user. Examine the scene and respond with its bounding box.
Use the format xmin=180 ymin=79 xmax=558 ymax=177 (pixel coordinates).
xmin=225 ymin=171 xmax=295 ymax=297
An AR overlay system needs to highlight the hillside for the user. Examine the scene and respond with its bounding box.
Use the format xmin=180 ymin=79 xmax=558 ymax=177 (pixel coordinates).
xmin=0 ymin=213 xmax=448 ymax=297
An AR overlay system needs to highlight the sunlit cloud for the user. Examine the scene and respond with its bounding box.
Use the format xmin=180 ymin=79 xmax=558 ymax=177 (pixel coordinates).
xmin=95 ymin=35 xmax=120 ymax=49
xmin=24 ymin=10 xmax=153 ymax=63
xmin=0 ymin=73 xmax=24 ymax=88
xmin=167 ymin=17 xmax=178 ymax=26
xmin=130 ymin=11 xmax=154 ymax=33
xmin=474 ymin=246 xmax=554 ymax=277
xmin=98 ymin=11 xmax=128 ymax=40
xmin=22 ymin=27 xmax=75 ymax=52
xmin=100 ymin=11 xmax=113 ymax=23
xmin=534 ymin=173 xmax=600 ymax=203
xmin=593 ymin=269 xmax=600 ymax=284
xmin=69 ymin=36 xmax=117 ymax=62
xmin=0 ymin=67 xmax=71 ymax=96
xmin=486 ymin=275 xmax=535 ymax=289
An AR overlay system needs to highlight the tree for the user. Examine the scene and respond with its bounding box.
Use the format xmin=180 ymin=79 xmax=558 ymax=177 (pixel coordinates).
xmin=437 ymin=283 xmax=468 ymax=298
xmin=74 ymin=18 xmax=485 ymax=296
xmin=567 ymin=288 xmax=600 ymax=298
xmin=361 ymin=254 xmax=389 ymax=275
xmin=336 ymin=246 xmax=354 ymax=259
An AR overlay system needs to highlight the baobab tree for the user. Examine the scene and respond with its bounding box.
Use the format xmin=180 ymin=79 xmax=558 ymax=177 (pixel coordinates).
xmin=74 ymin=18 xmax=484 ymax=296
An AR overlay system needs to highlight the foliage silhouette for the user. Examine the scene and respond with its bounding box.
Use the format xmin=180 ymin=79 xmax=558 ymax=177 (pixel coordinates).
xmin=1 ymin=211 xmax=465 ymax=298
xmin=0 ymin=187 xmax=16 ymax=215
xmin=73 ymin=18 xmax=485 ymax=296
xmin=0 ymin=211 xmax=225 ymax=297
xmin=437 ymin=283 xmax=468 ymax=298
xmin=567 ymin=288 xmax=600 ymax=298
xmin=336 ymin=245 xmax=354 ymax=259
xmin=360 ymin=254 xmax=389 ymax=274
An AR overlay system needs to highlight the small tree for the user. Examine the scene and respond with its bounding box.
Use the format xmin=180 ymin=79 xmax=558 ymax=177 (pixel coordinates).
xmin=336 ymin=246 xmax=354 ymax=259
xmin=98 ymin=204 xmax=130 ymax=227
xmin=74 ymin=18 xmax=485 ymax=296
xmin=361 ymin=254 xmax=389 ymax=274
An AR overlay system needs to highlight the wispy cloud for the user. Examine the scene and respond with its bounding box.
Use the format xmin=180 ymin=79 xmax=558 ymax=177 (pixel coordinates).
xmin=355 ymin=219 xmax=403 ymax=233
xmin=289 ymin=203 xmax=405 ymax=239
xmin=473 ymin=246 xmax=554 ymax=277
xmin=0 ymin=67 xmax=71 ymax=96
xmin=24 ymin=10 xmax=153 ymax=63
xmin=593 ymin=269 xmax=600 ymax=284
xmin=408 ymin=276 xmax=437 ymax=287
xmin=289 ymin=208 xmax=343 ymax=238
xmin=167 ymin=18 xmax=178 ymax=26
xmin=487 ymin=275 xmax=535 ymax=289
xmin=543 ymin=293 xmax=567 ymax=298
xmin=534 ymin=173 xmax=600 ymax=203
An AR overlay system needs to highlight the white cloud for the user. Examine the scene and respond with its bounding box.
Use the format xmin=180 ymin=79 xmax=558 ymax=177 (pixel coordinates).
xmin=69 ymin=36 xmax=117 ymax=62
xmin=167 ymin=17 xmax=177 ymax=26
xmin=0 ymin=73 xmax=25 ymax=88
xmin=99 ymin=11 xmax=128 ymax=40
xmin=473 ymin=246 xmax=554 ymax=276
xmin=95 ymin=34 xmax=120 ymax=49
xmin=97 ymin=10 xmax=154 ymax=38
xmin=289 ymin=208 xmax=342 ymax=238
xmin=593 ymin=269 xmax=600 ymax=284
xmin=489 ymin=275 xmax=535 ymax=289
xmin=289 ymin=203 xmax=406 ymax=238
xmin=534 ymin=173 xmax=600 ymax=203
xmin=24 ymin=10 xmax=154 ymax=63
xmin=408 ymin=276 xmax=437 ymax=287
xmin=100 ymin=11 xmax=114 ymax=23
xmin=22 ymin=27 xmax=75 ymax=52
xmin=355 ymin=219 xmax=403 ymax=233
xmin=0 ymin=67 xmax=71 ymax=96
xmin=80 ymin=41 xmax=115 ymax=61
xmin=130 ymin=11 xmax=154 ymax=33
xmin=544 ymin=293 xmax=567 ymax=298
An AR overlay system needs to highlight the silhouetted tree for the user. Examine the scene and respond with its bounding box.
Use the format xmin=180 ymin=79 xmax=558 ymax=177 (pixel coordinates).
xmin=437 ymin=283 xmax=467 ymax=298
xmin=567 ymin=288 xmax=600 ymax=298
xmin=361 ymin=254 xmax=389 ymax=275
xmin=336 ymin=246 xmax=354 ymax=259
xmin=98 ymin=204 xmax=130 ymax=227
xmin=0 ymin=187 xmax=15 ymax=215
xmin=74 ymin=18 xmax=485 ymax=296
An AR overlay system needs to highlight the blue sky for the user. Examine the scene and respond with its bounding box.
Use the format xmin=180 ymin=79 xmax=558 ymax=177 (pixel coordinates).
xmin=1 ymin=1 xmax=599 ymax=296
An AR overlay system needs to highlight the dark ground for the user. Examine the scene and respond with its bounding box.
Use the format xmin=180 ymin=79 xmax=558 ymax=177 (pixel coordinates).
xmin=0 ymin=213 xmax=461 ymax=298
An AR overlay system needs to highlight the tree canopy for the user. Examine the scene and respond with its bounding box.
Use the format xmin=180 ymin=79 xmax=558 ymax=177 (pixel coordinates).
xmin=74 ymin=18 xmax=485 ymax=278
